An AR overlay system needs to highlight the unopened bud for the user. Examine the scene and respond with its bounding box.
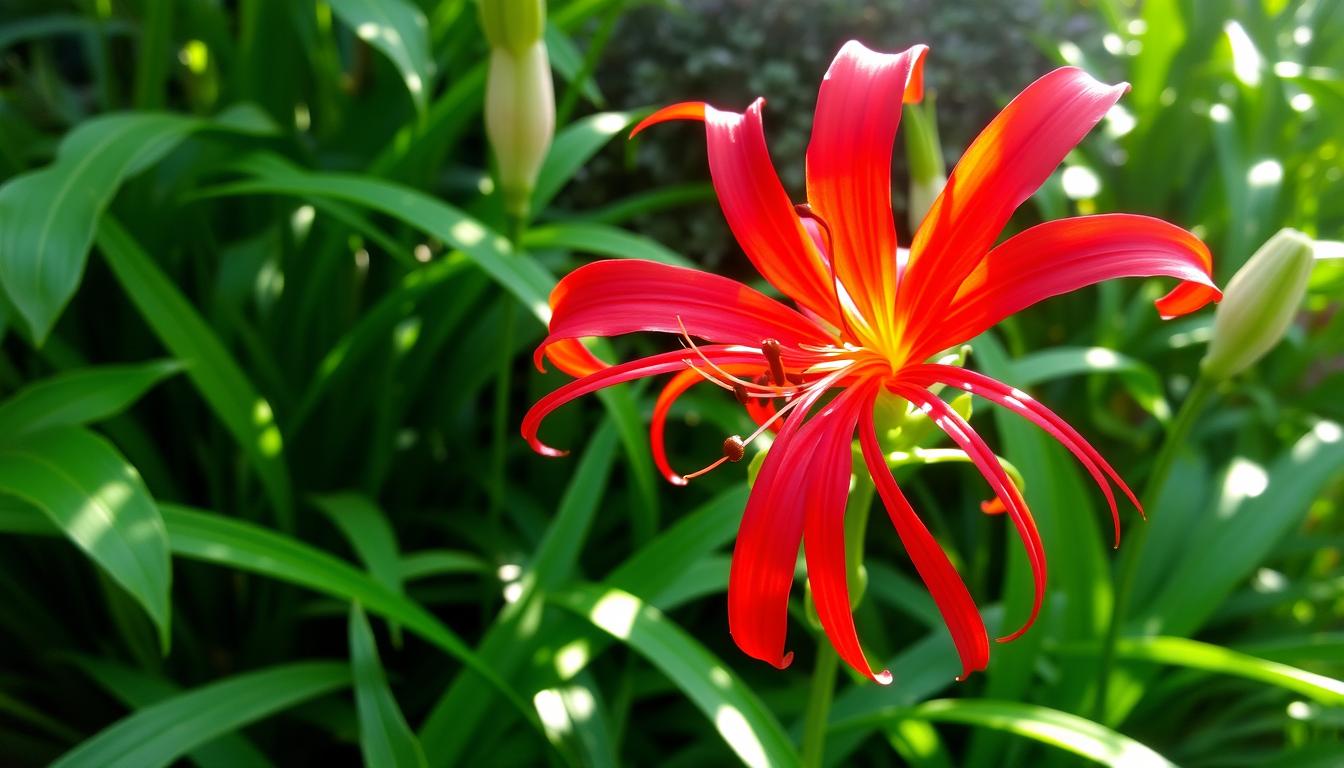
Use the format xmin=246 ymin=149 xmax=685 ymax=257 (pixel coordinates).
xmin=478 ymin=0 xmax=545 ymax=55
xmin=485 ymin=40 xmax=555 ymax=220
xmin=1201 ymin=228 xmax=1314 ymax=380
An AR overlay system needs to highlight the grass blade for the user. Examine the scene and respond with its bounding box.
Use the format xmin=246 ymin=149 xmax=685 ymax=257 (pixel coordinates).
xmin=95 ymin=217 xmax=293 ymax=527
xmin=555 ymin=584 xmax=800 ymax=768
xmin=328 ymin=0 xmax=434 ymax=114
xmin=349 ymin=604 xmax=427 ymax=768
xmin=0 ymin=360 xmax=181 ymax=439
xmin=51 ymin=662 xmax=350 ymax=768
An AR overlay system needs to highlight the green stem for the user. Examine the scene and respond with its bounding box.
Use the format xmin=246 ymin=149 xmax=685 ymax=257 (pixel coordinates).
xmin=1094 ymin=374 xmax=1216 ymax=719
xmin=800 ymin=643 xmax=839 ymax=768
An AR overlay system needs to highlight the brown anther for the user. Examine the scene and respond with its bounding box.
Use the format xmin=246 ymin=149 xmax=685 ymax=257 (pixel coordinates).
xmin=722 ymin=435 xmax=746 ymax=462
xmin=787 ymin=372 xmax=805 ymax=385
xmin=761 ymin=338 xmax=787 ymax=386
xmin=733 ymin=382 xmax=750 ymax=405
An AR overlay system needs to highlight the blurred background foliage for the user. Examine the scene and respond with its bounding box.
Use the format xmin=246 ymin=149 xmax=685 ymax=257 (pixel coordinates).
xmin=0 ymin=0 xmax=1340 ymax=766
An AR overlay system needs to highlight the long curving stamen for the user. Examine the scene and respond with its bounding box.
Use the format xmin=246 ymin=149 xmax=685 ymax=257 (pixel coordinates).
xmin=675 ymin=317 xmax=799 ymax=397
xmin=795 ymin=203 xmax=856 ymax=342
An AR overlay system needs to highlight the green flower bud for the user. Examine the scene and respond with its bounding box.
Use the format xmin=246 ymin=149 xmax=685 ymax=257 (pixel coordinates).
xmin=478 ymin=0 xmax=545 ymax=55
xmin=485 ymin=40 xmax=555 ymax=221
xmin=1201 ymin=228 xmax=1314 ymax=380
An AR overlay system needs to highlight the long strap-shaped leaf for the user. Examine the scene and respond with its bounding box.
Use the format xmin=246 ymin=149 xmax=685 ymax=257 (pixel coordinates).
xmin=553 ymin=584 xmax=800 ymax=768
xmin=0 ymin=105 xmax=273 ymax=342
xmin=832 ymin=699 xmax=1177 ymax=768
xmin=0 ymin=501 xmax=545 ymax=739
xmin=51 ymin=662 xmax=350 ymax=768
xmin=95 ymin=217 xmax=293 ymax=527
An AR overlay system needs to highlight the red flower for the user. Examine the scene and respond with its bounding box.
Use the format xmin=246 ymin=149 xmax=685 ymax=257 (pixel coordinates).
xmin=523 ymin=42 xmax=1220 ymax=684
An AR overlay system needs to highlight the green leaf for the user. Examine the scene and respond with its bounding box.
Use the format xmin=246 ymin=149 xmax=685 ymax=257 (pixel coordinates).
xmin=1113 ymin=636 xmax=1344 ymax=706
xmin=841 ymin=699 xmax=1178 ymax=768
xmin=95 ymin=217 xmax=293 ymax=527
xmin=204 ymin=153 xmax=556 ymax=323
xmin=0 ymin=107 xmax=272 ymax=341
xmin=1141 ymin=420 xmax=1344 ymax=636
xmin=328 ymin=0 xmax=434 ymax=114
xmin=555 ymin=584 xmax=800 ymax=768
xmin=1008 ymin=346 xmax=1170 ymax=422
xmin=399 ymin=550 xmax=488 ymax=581
xmin=66 ymin=656 xmax=274 ymax=768
xmin=315 ymin=494 xmax=404 ymax=598
xmin=523 ymin=221 xmax=692 ymax=267
xmin=51 ymin=662 xmax=350 ymax=768
xmin=0 ymin=427 xmax=170 ymax=649
xmin=545 ymin=23 xmax=603 ymax=107
xmin=532 ymin=110 xmax=641 ymax=212
xmin=0 ymin=501 xmax=542 ymax=733
xmin=349 ymin=604 xmax=427 ymax=768
xmin=0 ymin=360 xmax=181 ymax=440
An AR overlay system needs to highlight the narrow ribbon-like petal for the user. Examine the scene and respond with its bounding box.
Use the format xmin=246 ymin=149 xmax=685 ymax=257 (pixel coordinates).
xmin=632 ymin=99 xmax=842 ymax=321
xmin=523 ymin=346 xmax=763 ymax=457
xmin=801 ymin=383 xmax=891 ymax=683
xmin=650 ymin=363 xmax=763 ymax=485
xmin=536 ymin=259 xmax=834 ymax=371
xmin=806 ymin=41 xmax=927 ymax=342
xmin=728 ymin=374 xmax=843 ymax=669
xmin=857 ymin=393 xmax=990 ymax=679
xmin=909 ymin=215 xmax=1221 ymax=358
xmin=907 ymin=364 xmax=1144 ymax=546
xmin=895 ymin=384 xmax=1046 ymax=642
xmin=899 ymin=68 xmax=1129 ymax=326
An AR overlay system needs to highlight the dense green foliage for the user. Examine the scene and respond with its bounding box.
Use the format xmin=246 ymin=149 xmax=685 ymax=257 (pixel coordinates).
xmin=0 ymin=0 xmax=1340 ymax=766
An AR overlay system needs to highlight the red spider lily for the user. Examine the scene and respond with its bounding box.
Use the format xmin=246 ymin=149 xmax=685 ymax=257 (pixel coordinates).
xmin=523 ymin=41 xmax=1221 ymax=684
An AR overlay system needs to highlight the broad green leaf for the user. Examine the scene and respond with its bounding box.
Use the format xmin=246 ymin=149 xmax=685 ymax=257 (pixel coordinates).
xmin=555 ymin=584 xmax=800 ymax=768
xmin=0 ymin=14 xmax=133 ymax=51
xmin=95 ymin=218 xmax=292 ymax=526
xmin=203 ymin=153 xmax=556 ymax=322
xmin=1009 ymin=346 xmax=1170 ymax=422
xmin=1113 ymin=636 xmax=1344 ymax=705
xmin=51 ymin=662 xmax=350 ymax=768
xmin=349 ymin=604 xmax=427 ymax=768
xmin=67 ymin=656 xmax=273 ymax=768
xmin=532 ymin=110 xmax=641 ymax=212
xmin=0 ymin=360 xmax=180 ymax=440
xmin=328 ymin=0 xmax=434 ymax=114
xmin=0 ymin=106 xmax=272 ymax=341
xmin=523 ymin=221 xmax=691 ymax=267
xmin=835 ymin=699 xmax=1177 ymax=768
xmin=1141 ymin=420 xmax=1344 ymax=636
xmin=0 ymin=501 xmax=541 ymax=732
xmin=0 ymin=426 xmax=170 ymax=649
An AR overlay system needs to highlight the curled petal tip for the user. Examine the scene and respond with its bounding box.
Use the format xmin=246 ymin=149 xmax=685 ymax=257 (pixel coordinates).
xmin=629 ymin=101 xmax=706 ymax=139
xmin=873 ymin=669 xmax=893 ymax=686
xmin=775 ymin=651 xmax=795 ymax=670
xmin=666 ymin=475 xmax=688 ymax=487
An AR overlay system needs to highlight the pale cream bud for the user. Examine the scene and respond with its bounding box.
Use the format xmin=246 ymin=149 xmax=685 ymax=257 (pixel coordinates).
xmin=485 ymin=40 xmax=555 ymax=221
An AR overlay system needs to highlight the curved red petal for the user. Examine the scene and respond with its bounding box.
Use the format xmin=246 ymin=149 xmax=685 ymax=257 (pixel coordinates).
xmin=650 ymin=364 xmax=763 ymax=486
xmin=894 ymin=384 xmax=1046 ymax=643
xmin=900 ymin=68 xmax=1129 ymax=324
xmin=629 ymin=101 xmax=706 ymax=138
xmin=802 ymin=384 xmax=891 ymax=683
xmin=536 ymin=259 xmax=835 ymax=370
xmin=908 ymin=364 xmax=1145 ymax=545
xmin=706 ymin=100 xmax=843 ymax=320
xmin=541 ymin=338 xmax=608 ymax=377
xmin=911 ymin=215 xmax=1220 ymax=357
xmin=806 ymin=42 xmax=927 ymax=336
xmin=857 ymin=395 xmax=990 ymax=679
xmin=727 ymin=376 xmax=840 ymax=669
xmin=523 ymin=345 xmax=762 ymax=457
